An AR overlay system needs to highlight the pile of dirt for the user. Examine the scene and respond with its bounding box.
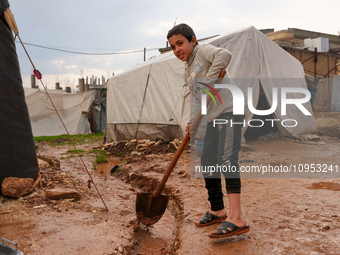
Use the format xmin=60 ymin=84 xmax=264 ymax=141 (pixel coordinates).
xmin=315 ymin=117 xmax=340 ymax=139
xmin=99 ymin=139 xmax=186 ymax=157
xmin=9 ymin=156 xmax=98 ymax=213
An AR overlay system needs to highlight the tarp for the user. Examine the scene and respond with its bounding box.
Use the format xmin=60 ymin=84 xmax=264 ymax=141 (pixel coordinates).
xmin=0 ymin=9 xmax=39 ymax=189
xmin=106 ymin=54 xmax=185 ymax=140
xmin=330 ymin=75 xmax=340 ymax=112
xmin=93 ymin=98 xmax=107 ymax=133
xmin=24 ymin=88 xmax=96 ymax=136
xmin=312 ymin=78 xmax=332 ymax=112
xmin=106 ymin=26 xmax=317 ymax=141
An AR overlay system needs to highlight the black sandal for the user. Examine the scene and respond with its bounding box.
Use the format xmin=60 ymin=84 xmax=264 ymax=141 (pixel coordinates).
xmin=209 ymin=221 xmax=250 ymax=238
xmin=195 ymin=211 xmax=227 ymax=227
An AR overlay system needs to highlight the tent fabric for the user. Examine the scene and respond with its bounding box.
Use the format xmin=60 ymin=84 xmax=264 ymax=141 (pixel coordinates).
xmin=106 ymin=55 xmax=185 ymax=141
xmin=106 ymin=26 xmax=317 ymax=141
xmin=24 ymin=88 xmax=96 ymax=136
xmin=312 ymin=78 xmax=332 ymax=112
xmin=202 ymin=26 xmax=317 ymax=139
xmin=93 ymin=98 xmax=107 ymax=133
xmin=330 ymin=75 xmax=340 ymax=112
xmin=0 ymin=13 xmax=39 ymax=189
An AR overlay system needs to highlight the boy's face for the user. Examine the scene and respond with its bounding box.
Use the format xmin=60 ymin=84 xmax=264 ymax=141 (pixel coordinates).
xmin=168 ymin=34 xmax=196 ymax=62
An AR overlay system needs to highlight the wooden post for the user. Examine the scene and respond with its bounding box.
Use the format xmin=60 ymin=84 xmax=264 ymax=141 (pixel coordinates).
xmin=79 ymin=78 xmax=85 ymax=92
xmin=314 ymin=47 xmax=317 ymax=77
xmin=144 ymin=47 xmax=146 ymax=61
xmin=31 ymin=74 xmax=36 ymax=88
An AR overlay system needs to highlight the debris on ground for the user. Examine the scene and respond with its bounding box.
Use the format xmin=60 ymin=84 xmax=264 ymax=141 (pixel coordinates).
xmin=1 ymin=177 xmax=34 ymax=198
xmin=300 ymin=134 xmax=320 ymax=142
xmin=45 ymin=187 xmax=79 ymax=200
xmin=97 ymin=138 xmax=187 ymax=157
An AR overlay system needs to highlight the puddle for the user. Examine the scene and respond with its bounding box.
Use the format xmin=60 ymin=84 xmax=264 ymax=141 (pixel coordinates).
xmin=95 ymin=158 xmax=121 ymax=177
xmin=306 ymin=182 xmax=340 ymax=191
xmin=133 ymin=209 xmax=176 ymax=254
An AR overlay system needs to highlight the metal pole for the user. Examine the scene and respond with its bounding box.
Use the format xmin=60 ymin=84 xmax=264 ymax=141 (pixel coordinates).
xmin=144 ymin=47 xmax=146 ymax=61
xmin=314 ymin=47 xmax=317 ymax=77
xmin=327 ymin=53 xmax=329 ymax=78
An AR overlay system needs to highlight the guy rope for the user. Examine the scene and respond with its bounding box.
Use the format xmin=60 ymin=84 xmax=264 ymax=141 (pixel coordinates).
xmin=4 ymin=7 xmax=109 ymax=211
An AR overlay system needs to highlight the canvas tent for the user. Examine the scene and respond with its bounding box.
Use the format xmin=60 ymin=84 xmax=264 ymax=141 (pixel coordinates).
xmin=106 ymin=54 xmax=185 ymax=141
xmin=306 ymin=75 xmax=340 ymax=112
xmin=106 ymin=26 xmax=317 ymax=142
xmin=24 ymin=88 xmax=96 ymax=136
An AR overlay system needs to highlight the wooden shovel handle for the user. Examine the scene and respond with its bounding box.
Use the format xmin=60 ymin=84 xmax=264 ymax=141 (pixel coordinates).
xmin=153 ymin=69 xmax=226 ymax=198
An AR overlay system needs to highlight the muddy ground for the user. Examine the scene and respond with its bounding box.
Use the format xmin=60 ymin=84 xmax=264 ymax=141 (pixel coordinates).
xmin=1 ymin=135 xmax=340 ymax=255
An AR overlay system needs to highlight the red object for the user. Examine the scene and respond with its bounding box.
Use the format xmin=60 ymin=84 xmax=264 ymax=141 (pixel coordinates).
xmin=33 ymin=69 xmax=42 ymax=80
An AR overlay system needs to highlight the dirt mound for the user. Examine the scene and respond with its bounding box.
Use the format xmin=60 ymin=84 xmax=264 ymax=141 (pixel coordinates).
xmin=105 ymin=139 xmax=188 ymax=157
xmin=315 ymin=117 xmax=340 ymax=138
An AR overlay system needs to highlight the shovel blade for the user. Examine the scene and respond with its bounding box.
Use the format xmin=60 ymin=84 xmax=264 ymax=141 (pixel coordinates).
xmin=136 ymin=192 xmax=169 ymax=226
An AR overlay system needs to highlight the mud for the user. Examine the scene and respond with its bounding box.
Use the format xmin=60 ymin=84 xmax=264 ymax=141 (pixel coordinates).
xmin=1 ymin=137 xmax=340 ymax=254
xmin=306 ymin=181 xmax=340 ymax=191
xmin=95 ymin=159 xmax=122 ymax=178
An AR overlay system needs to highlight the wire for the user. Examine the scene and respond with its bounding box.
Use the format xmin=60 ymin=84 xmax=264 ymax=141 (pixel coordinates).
xmin=15 ymin=41 xmax=160 ymax=55
xmin=16 ymin=34 xmax=109 ymax=211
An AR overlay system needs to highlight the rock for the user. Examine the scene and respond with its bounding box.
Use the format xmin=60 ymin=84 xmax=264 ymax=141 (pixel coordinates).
xmin=301 ymin=134 xmax=320 ymax=142
xmin=146 ymin=141 xmax=156 ymax=146
xmin=103 ymin=142 xmax=115 ymax=150
xmin=317 ymin=130 xmax=324 ymax=136
xmin=241 ymin=144 xmax=256 ymax=152
xmin=38 ymin=159 xmax=49 ymax=169
xmin=136 ymin=144 xmax=148 ymax=149
xmin=169 ymin=141 xmax=179 ymax=151
xmin=1 ymin=177 xmax=34 ymax=198
xmin=33 ymin=171 xmax=42 ymax=189
xmin=37 ymin=155 xmax=60 ymax=170
xmin=131 ymin=151 xmax=141 ymax=156
xmin=45 ymin=187 xmax=79 ymax=200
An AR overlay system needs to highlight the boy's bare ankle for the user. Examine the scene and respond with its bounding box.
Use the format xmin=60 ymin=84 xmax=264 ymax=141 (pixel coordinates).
xmin=210 ymin=209 xmax=228 ymax=217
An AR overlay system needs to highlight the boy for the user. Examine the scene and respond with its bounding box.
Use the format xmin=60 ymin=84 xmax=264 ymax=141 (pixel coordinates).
xmin=167 ymin=23 xmax=249 ymax=238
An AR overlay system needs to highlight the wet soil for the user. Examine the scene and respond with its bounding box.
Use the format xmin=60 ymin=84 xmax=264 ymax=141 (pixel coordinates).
xmin=1 ymin=136 xmax=340 ymax=254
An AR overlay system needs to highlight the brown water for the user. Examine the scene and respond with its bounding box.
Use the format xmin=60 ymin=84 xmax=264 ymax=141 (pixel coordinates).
xmin=95 ymin=158 xmax=121 ymax=178
xmin=306 ymin=182 xmax=340 ymax=191
xmin=133 ymin=209 xmax=176 ymax=254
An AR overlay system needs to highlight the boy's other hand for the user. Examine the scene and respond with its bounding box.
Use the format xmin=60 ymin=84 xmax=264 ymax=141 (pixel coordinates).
xmin=186 ymin=123 xmax=197 ymax=137
xmin=185 ymin=123 xmax=191 ymax=135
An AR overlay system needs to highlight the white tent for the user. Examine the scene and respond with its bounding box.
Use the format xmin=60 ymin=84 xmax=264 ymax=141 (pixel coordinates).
xmin=24 ymin=88 xmax=96 ymax=136
xmin=106 ymin=26 xmax=317 ymax=141
xmin=106 ymin=54 xmax=185 ymax=141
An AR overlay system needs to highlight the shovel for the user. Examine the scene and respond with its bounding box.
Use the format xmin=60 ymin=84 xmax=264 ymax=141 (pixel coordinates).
xmin=136 ymin=69 xmax=226 ymax=226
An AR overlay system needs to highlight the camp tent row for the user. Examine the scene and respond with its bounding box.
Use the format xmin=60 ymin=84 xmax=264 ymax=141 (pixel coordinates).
xmin=24 ymin=88 xmax=96 ymax=136
xmin=106 ymin=26 xmax=317 ymax=142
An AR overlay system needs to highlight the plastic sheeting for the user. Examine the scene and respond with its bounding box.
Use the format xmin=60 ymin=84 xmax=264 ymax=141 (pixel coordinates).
xmin=107 ymin=54 xmax=185 ymax=141
xmin=106 ymin=26 xmax=317 ymax=141
xmin=0 ymin=13 xmax=39 ymax=188
xmin=24 ymin=88 xmax=96 ymax=136
xmin=331 ymin=76 xmax=340 ymax=112
xmin=93 ymin=98 xmax=107 ymax=133
xmin=312 ymin=78 xmax=332 ymax=112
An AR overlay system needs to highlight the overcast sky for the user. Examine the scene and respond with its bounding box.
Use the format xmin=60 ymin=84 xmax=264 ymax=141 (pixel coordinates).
xmin=9 ymin=0 xmax=339 ymax=89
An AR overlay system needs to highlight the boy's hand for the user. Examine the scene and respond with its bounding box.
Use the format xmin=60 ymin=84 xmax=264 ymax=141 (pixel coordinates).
xmin=186 ymin=123 xmax=197 ymax=137
xmin=185 ymin=123 xmax=191 ymax=135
